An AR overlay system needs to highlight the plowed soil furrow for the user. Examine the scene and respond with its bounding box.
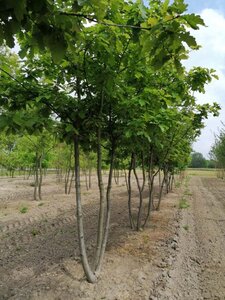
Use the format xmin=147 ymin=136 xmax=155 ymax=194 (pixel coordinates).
xmin=151 ymin=176 xmax=225 ymax=300
xmin=0 ymin=183 xmax=131 ymax=299
xmin=3 ymin=174 xmax=225 ymax=299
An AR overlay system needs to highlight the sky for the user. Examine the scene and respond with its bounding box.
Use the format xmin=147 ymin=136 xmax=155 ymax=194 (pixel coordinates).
xmin=182 ymin=0 xmax=225 ymax=158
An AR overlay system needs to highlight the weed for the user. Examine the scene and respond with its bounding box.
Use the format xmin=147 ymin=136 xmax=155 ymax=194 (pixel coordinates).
xmin=179 ymin=197 xmax=190 ymax=209
xmin=38 ymin=202 xmax=44 ymax=207
xmin=20 ymin=206 xmax=28 ymax=214
xmin=184 ymin=189 xmax=192 ymax=196
xmin=31 ymin=229 xmax=40 ymax=236
xmin=143 ymin=235 xmax=149 ymax=244
xmin=183 ymin=225 xmax=189 ymax=231
xmin=175 ymin=181 xmax=181 ymax=188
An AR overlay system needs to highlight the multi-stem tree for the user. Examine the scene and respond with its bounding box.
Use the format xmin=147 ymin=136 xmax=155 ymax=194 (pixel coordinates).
xmin=0 ymin=0 xmax=221 ymax=282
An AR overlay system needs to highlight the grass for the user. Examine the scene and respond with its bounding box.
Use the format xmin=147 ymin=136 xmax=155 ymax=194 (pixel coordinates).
xmin=179 ymin=197 xmax=190 ymax=209
xmin=187 ymin=168 xmax=217 ymax=177
xmin=183 ymin=224 xmax=189 ymax=231
xmin=19 ymin=206 xmax=28 ymax=214
xmin=31 ymin=229 xmax=40 ymax=236
xmin=184 ymin=189 xmax=192 ymax=196
xmin=175 ymin=181 xmax=182 ymax=188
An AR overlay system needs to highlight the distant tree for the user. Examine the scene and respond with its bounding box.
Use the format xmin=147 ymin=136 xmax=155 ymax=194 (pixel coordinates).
xmin=189 ymin=152 xmax=207 ymax=168
xmin=206 ymin=159 xmax=216 ymax=168
xmin=210 ymin=126 xmax=225 ymax=177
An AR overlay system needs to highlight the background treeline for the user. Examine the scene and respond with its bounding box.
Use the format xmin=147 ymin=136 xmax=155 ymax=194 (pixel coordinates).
xmin=189 ymin=152 xmax=216 ymax=169
xmin=210 ymin=125 xmax=225 ymax=178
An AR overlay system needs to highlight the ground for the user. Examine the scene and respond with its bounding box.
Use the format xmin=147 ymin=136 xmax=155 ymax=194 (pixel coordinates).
xmin=0 ymin=170 xmax=225 ymax=299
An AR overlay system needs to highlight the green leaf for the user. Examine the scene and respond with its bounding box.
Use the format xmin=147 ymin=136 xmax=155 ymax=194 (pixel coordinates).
xmin=4 ymin=29 xmax=15 ymax=48
xmin=13 ymin=114 xmax=23 ymax=126
xmin=162 ymin=0 xmax=170 ymax=13
xmin=0 ymin=115 xmax=9 ymax=130
xmin=180 ymin=32 xmax=197 ymax=48
xmin=46 ymin=34 xmax=67 ymax=63
xmin=18 ymin=46 xmax=28 ymax=59
xmin=147 ymin=17 xmax=158 ymax=26
xmin=138 ymin=0 xmax=147 ymax=19
xmin=171 ymin=0 xmax=188 ymax=14
xmin=13 ymin=0 xmax=27 ymax=22
xmin=182 ymin=14 xmax=205 ymax=30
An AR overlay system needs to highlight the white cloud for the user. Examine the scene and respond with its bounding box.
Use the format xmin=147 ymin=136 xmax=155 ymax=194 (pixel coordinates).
xmin=184 ymin=8 xmax=225 ymax=158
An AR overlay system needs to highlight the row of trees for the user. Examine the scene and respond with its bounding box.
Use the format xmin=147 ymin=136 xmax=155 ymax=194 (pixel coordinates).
xmin=210 ymin=125 xmax=225 ymax=177
xmin=189 ymin=152 xmax=216 ymax=168
xmin=0 ymin=133 xmax=97 ymax=196
xmin=0 ymin=0 xmax=220 ymax=282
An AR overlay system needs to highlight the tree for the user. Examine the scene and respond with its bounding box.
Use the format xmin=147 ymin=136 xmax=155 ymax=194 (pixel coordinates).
xmin=0 ymin=0 xmax=220 ymax=283
xmin=189 ymin=152 xmax=207 ymax=168
xmin=210 ymin=125 xmax=225 ymax=176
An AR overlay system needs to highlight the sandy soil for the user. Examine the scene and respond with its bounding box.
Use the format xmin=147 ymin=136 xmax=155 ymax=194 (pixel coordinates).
xmin=0 ymin=173 xmax=225 ymax=299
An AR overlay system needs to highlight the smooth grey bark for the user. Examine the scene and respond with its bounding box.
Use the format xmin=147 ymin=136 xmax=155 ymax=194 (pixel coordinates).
xmin=171 ymin=174 xmax=175 ymax=190
xmin=65 ymin=167 xmax=71 ymax=194
xmin=140 ymin=152 xmax=146 ymax=192
xmin=142 ymin=153 xmax=159 ymax=228
xmin=142 ymin=174 xmax=154 ymax=228
xmin=114 ymin=168 xmax=120 ymax=185
xmin=38 ymin=154 xmax=43 ymax=200
xmin=128 ymin=153 xmax=135 ymax=229
xmin=88 ymin=166 xmax=92 ymax=189
xmin=68 ymin=169 xmax=74 ymax=194
xmin=94 ymin=128 xmax=106 ymax=269
xmin=133 ymin=161 xmax=143 ymax=231
xmin=34 ymin=153 xmax=39 ymax=200
xmin=124 ymin=169 xmax=129 ymax=193
xmin=156 ymin=172 xmax=166 ymax=211
xmin=159 ymin=169 xmax=161 ymax=188
xmin=74 ymin=134 xmax=97 ymax=283
xmin=94 ymin=143 xmax=115 ymax=274
xmin=84 ymin=168 xmax=89 ymax=190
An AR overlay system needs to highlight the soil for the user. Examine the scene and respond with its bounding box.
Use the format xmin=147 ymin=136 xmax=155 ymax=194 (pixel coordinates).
xmin=0 ymin=173 xmax=225 ymax=299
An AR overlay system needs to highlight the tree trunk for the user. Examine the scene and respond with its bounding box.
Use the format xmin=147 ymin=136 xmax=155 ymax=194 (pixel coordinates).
xmin=84 ymin=169 xmax=88 ymax=190
xmin=156 ymin=173 xmax=166 ymax=211
xmin=124 ymin=169 xmax=129 ymax=193
xmin=158 ymin=169 xmax=161 ymax=188
xmin=142 ymin=174 xmax=155 ymax=228
xmin=38 ymin=154 xmax=43 ymax=200
xmin=68 ymin=169 xmax=74 ymax=194
xmin=74 ymin=134 xmax=97 ymax=283
xmin=94 ymin=143 xmax=115 ymax=274
xmin=128 ymin=153 xmax=135 ymax=229
xmin=94 ymin=128 xmax=106 ymax=269
xmin=141 ymin=152 xmax=146 ymax=192
xmin=142 ymin=152 xmax=156 ymax=228
xmin=34 ymin=153 xmax=39 ymax=200
xmin=133 ymin=155 xmax=143 ymax=231
xmin=88 ymin=166 xmax=92 ymax=189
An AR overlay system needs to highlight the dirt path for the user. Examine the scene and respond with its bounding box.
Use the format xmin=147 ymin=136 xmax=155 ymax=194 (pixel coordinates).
xmin=151 ymin=176 xmax=225 ymax=300
xmin=1 ymin=174 xmax=225 ymax=299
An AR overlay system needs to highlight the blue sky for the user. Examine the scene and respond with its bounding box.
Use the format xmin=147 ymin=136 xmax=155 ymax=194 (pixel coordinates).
xmin=185 ymin=0 xmax=225 ymax=14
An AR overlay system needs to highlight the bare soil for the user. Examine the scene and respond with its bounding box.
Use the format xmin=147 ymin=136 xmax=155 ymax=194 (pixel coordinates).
xmin=0 ymin=173 xmax=225 ymax=299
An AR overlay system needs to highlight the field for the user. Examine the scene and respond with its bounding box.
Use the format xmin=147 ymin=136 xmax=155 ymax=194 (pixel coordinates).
xmin=0 ymin=170 xmax=225 ymax=299
xmin=186 ymin=168 xmax=218 ymax=177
